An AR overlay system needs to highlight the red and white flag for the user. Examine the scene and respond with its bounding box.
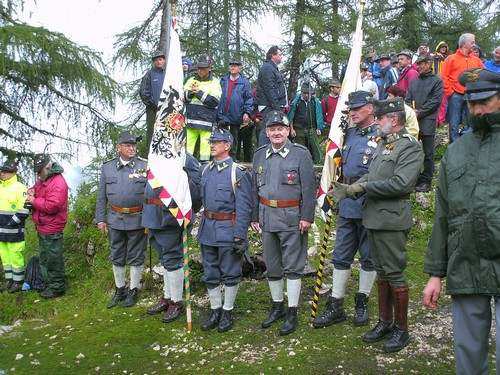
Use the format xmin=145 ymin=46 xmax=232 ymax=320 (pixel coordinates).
xmin=317 ymin=1 xmax=365 ymax=215
xmin=147 ymin=19 xmax=192 ymax=227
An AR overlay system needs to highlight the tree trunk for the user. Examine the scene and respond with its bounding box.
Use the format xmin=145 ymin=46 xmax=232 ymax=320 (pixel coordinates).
xmin=287 ymin=0 xmax=306 ymax=99
xmin=158 ymin=0 xmax=171 ymax=56
xmin=330 ymin=0 xmax=339 ymax=79
xmin=235 ymin=0 xmax=241 ymax=60
xmin=222 ymin=0 xmax=230 ymax=65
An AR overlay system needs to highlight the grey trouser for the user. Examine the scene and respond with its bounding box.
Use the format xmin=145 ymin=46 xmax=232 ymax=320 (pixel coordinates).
xmin=148 ymin=227 xmax=183 ymax=271
xmin=200 ymin=244 xmax=242 ymax=288
xmin=108 ymin=228 xmax=147 ymax=266
xmin=262 ymin=230 xmax=307 ymax=280
xmin=333 ymin=216 xmax=373 ymax=271
xmin=452 ymin=294 xmax=499 ymax=375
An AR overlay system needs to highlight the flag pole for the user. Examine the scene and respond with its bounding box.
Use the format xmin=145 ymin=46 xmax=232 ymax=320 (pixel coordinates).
xmin=310 ymin=0 xmax=365 ymax=320
xmin=310 ymin=197 xmax=334 ymax=319
xmin=182 ymin=226 xmax=192 ymax=332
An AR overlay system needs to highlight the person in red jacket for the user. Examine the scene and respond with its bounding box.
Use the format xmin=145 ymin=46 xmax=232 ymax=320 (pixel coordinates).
xmin=321 ymin=78 xmax=341 ymax=131
xmin=395 ymin=50 xmax=419 ymax=96
xmin=26 ymin=154 xmax=69 ymax=299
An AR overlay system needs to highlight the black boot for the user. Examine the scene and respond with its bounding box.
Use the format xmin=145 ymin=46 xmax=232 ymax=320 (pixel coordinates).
xmin=312 ymin=296 xmax=346 ymax=328
xmin=261 ymin=301 xmax=286 ymax=329
xmin=147 ymin=297 xmax=172 ymax=315
xmin=218 ymin=309 xmax=234 ymax=333
xmin=121 ymin=288 xmax=139 ymax=308
xmin=383 ymin=286 xmax=410 ymax=353
xmin=279 ymin=307 xmax=298 ymax=336
xmin=8 ymin=281 xmax=23 ymax=293
xmin=201 ymin=308 xmax=222 ymax=331
xmin=353 ymin=293 xmax=369 ymax=326
xmin=40 ymin=288 xmax=65 ymax=299
xmin=162 ymin=301 xmax=184 ymax=323
xmin=107 ymin=287 xmax=127 ymax=308
xmin=363 ymin=280 xmax=393 ymax=343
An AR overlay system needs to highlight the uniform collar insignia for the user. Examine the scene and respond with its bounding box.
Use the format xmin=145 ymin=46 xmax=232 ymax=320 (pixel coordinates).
xmin=384 ymin=133 xmax=400 ymax=144
xmin=265 ymin=148 xmax=272 ymax=159
xmin=117 ymin=158 xmax=134 ymax=169
xmin=279 ymin=147 xmax=290 ymax=158
xmin=208 ymin=161 xmax=215 ymax=170
xmin=217 ymin=162 xmax=229 ymax=172
xmin=266 ymin=144 xmax=289 ymax=158
xmin=359 ymin=124 xmax=375 ymax=136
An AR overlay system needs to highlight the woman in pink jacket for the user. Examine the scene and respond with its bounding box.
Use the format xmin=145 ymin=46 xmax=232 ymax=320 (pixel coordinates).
xmin=26 ymin=154 xmax=68 ymax=299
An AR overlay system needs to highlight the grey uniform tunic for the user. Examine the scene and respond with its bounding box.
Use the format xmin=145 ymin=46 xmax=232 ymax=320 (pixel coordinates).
xmin=95 ymin=156 xmax=148 ymax=266
xmin=252 ymin=140 xmax=316 ymax=279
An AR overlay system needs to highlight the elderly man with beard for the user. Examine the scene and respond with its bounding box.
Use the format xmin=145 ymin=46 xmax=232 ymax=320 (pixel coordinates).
xmin=331 ymin=97 xmax=423 ymax=352
xmin=423 ymin=69 xmax=500 ymax=375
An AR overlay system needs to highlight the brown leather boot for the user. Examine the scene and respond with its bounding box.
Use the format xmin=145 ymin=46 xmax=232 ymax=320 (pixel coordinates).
xmin=384 ymin=285 xmax=410 ymax=353
xmin=147 ymin=297 xmax=172 ymax=315
xmin=362 ymin=280 xmax=394 ymax=343
xmin=162 ymin=301 xmax=184 ymax=323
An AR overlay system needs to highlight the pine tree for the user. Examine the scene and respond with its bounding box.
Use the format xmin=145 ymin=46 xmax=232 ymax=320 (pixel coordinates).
xmin=0 ymin=0 xmax=119 ymax=161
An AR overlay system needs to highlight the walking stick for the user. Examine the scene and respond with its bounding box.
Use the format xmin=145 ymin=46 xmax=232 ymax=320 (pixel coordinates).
xmin=310 ymin=195 xmax=334 ymax=320
xmin=182 ymin=228 xmax=192 ymax=332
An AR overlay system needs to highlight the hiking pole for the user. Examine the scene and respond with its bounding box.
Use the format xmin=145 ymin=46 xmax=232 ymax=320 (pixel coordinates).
xmin=310 ymin=195 xmax=334 ymax=320
xmin=182 ymin=227 xmax=192 ymax=332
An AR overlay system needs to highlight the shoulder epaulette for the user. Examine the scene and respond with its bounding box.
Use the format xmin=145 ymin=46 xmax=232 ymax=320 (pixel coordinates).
xmin=255 ymin=144 xmax=268 ymax=152
xmin=235 ymin=163 xmax=247 ymax=171
xmin=292 ymin=143 xmax=308 ymax=151
xmin=137 ymin=156 xmax=148 ymax=162
xmin=402 ymin=134 xmax=417 ymax=143
xmin=103 ymin=157 xmax=117 ymax=165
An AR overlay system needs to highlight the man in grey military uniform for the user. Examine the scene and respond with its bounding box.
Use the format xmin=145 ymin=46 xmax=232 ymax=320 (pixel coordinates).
xmin=313 ymin=91 xmax=378 ymax=330
xmin=198 ymin=128 xmax=253 ymax=332
xmin=331 ymin=97 xmax=423 ymax=352
xmin=95 ymin=131 xmax=148 ymax=308
xmin=251 ymin=110 xmax=316 ymax=336
xmin=143 ymin=153 xmax=201 ymax=323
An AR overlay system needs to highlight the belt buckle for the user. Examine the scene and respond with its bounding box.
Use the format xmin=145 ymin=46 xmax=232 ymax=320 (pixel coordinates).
xmin=269 ymin=199 xmax=278 ymax=208
xmin=122 ymin=207 xmax=130 ymax=214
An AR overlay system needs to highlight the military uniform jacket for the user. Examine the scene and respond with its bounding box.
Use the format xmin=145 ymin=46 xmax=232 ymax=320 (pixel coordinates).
xmin=95 ymin=156 xmax=148 ymax=231
xmin=424 ymin=125 xmax=500 ymax=295
xmin=252 ymin=140 xmax=316 ymax=232
xmin=359 ymin=130 xmax=423 ymax=231
xmin=339 ymin=124 xmax=378 ymax=219
xmin=142 ymin=154 xmax=201 ymax=230
xmin=198 ymin=158 xmax=253 ymax=246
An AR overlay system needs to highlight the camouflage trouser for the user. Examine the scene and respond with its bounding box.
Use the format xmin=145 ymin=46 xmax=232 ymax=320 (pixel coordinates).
xmin=293 ymin=127 xmax=322 ymax=164
xmin=38 ymin=232 xmax=65 ymax=293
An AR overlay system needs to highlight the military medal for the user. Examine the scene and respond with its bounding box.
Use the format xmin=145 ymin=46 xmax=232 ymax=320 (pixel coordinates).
xmin=382 ymin=149 xmax=391 ymax=155
xmin=287 ymin=172 xmax=295 ymax=184
xmin=367 ymin=140 xmax=377 ymax=148
xmin=258 ymin=165 xmax=263 ymax=174
xmin=362 ymin=155 xmax=369 ymax=164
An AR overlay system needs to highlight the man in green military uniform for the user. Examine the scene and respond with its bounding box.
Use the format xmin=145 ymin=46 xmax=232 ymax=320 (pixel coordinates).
xmin=331 ymin=97 xmax=423 ymax=352
xmin=423 ymin=69 xmax=500 ymax=375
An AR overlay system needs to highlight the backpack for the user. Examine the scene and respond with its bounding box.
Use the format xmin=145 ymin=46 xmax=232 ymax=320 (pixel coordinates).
xmin=22 ymin=256 xmax=45 ymax=291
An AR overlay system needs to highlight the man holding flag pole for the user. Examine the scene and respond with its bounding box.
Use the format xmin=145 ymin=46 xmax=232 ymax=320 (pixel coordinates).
xmin=311 ymin=0 xmax=366 ymax=321
xmin=143 ymin=10 xmax=199 ymax=331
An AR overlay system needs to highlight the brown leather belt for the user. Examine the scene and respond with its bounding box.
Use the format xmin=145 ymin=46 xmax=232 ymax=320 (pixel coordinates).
xmin=259 ymin=196 xmax=300 ymax=208
xmin=110 ymin=204 xmax=142 ymax=214
xmin=146 ymin=198 xmax=177 ymax=208
xmin=204 ymin=210 xmax=235 ymax=221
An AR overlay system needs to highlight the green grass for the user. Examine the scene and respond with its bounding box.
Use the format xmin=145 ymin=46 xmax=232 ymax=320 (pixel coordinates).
xmin=0 ymin=202 xmax=461 ymax=375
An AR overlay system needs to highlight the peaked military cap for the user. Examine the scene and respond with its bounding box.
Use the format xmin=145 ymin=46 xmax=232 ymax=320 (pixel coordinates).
xmin=118 ymin=131 xmax=141 ymax=145
xmin=152 ymin=51 xmax=166 ymax=60
xmin=34 ymin=153 xmax=51 ymax=173
xmin=329 ymin=78 xmax=341 ymax=87
xmin=459 ymin=68 xmax=500 ymax=101
xmin=196 ymin=55 xmax=212 ymax=68
xmin=376 ymin=53 xmax=391 ymax=62
xmin=0 ymin=157 xmax=19 ymax=173
xmin=415 ymin=53 xmax=432 ymax=64
xmin=397 ymin=50 xmax=413 ymax=59
xmin=265 ymin=110 xmax=289 ymax=127
xmin=345 ymin=90 xmax=373 ymax=109
xmin=209 ymin=127 xmax=233 ymax=145
xmin=360 ymin=63 xmax=369 ymax=71
xmin=373 ymin=97 xmax=405 ymax=116
xmin=229 ymin=58 xmax=242 ymax=65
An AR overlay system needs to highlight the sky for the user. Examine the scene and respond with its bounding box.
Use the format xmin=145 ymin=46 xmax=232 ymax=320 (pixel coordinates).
xmin=19 ymin=0 xmax=283 ymax=189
